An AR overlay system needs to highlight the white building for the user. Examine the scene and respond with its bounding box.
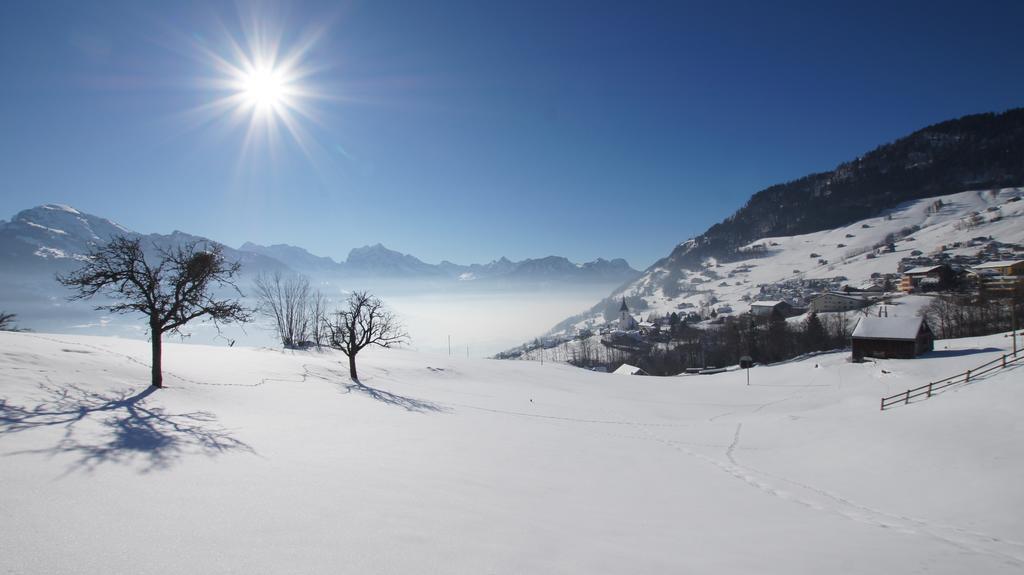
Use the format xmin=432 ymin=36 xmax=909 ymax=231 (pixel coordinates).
xmin=618 ymin=298 xmax=639 ymax=331
xmin=808 ymin=292 xmax=870 ymax=313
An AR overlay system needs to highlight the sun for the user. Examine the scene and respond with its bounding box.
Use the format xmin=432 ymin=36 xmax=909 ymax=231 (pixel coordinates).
xmin=185 ymin=12 xmax=331 ymax=158
xmin=241 ymin=66 xmax=287 ymax=113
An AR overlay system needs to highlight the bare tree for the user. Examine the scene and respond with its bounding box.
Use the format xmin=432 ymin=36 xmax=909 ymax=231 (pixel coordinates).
xmin=324 ymin=291 xmax=407 ymax=380
xmin=57 ymin=236 xmax=251 ymax=388
xmin=308 ymin=288 xmax=328 ymax=348
xmin=0 ymin=311 xmax=18 ymax=331
xmin=253 ymin=271 xmax=314 ymax=348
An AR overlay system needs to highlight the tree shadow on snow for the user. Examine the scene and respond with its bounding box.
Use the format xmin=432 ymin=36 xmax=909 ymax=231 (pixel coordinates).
xmin=0 ymin=383 xmax=254 ymax=474
xmin=343 ymin=379 xmax=446 ymax=414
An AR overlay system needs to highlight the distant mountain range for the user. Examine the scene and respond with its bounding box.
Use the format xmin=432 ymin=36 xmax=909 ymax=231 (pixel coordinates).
xmin=0 ymin=204 xmax=639 ymax=284
xmin=240 ymin=240 xmax=638 ymax=283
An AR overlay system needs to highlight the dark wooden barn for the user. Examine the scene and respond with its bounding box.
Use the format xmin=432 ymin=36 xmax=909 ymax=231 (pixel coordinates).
xmin=851 ymin=316 xmax=934 ymax=360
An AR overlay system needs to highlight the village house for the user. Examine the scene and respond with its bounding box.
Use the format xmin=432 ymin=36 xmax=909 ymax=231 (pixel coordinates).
xmin=750 ymin=300 xmax=794 ymax=318
xmin=612 ymin=363 xmax=649 ymax=376
xmin=899 ymin=264 xmax=953 ymax=292
xmin=851 ymin=316 xmax=934 ymax=360
xmin=970 ymin=259 xmax=1024 ymax=295
xmin=808 ymin=292 xmax=871 ymax=313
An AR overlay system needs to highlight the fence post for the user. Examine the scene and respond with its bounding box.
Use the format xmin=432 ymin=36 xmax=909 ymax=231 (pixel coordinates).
xmin=1003 ymin=354 xmax=1007 ymax=368
xmin=880 ymin=398 xmax=884 ymax=411
xmin=965 ymin=369 xmax=971 ymax=382
xmin=927 ymin=381 xmax=933 ymax=398
xmin=905 ymin=390 xmax=910 ymax=405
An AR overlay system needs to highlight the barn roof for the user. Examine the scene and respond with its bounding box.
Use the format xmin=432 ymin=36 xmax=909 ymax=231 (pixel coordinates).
xmin=751 ymin=300 xmax=787 ymax=308
xmin=852 ymin=316 xmax=925 ymax=340
xmin=613 ymin=363 xmax=647 ymax=376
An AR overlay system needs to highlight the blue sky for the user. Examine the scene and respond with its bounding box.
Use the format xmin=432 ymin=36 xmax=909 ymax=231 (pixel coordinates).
xmin=2 ymin=1 xmax=1022 ymax=269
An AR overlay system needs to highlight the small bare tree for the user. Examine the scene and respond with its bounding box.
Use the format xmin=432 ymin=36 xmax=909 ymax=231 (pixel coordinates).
xmin=308 ymin=288 xmax=328 ymax=348
xmin=324 ymin=291 xmax=407 ymax=380
xmin=58 ymin=236 xmax=251 ymax=388
xmin=253 ymin=271 xmax=314 ymax=348
xmin=0 ymin=311 xmax=18 ymax=331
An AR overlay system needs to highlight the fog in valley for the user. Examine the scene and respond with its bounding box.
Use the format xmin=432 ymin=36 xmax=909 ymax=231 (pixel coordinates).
xmin=2 ymin=273 xmax=614 ymax=357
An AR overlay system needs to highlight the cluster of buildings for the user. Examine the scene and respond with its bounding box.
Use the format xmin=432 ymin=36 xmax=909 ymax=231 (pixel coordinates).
xmin=745 ymin=257 xmax=1024 ymax=322
xmin=897 ymin=238 xmax=1023 ymax=273
xmin=750 ymin=276 xmax=852 ymax=309
xmin=898 ymin=259 xmax=1024 ymax=295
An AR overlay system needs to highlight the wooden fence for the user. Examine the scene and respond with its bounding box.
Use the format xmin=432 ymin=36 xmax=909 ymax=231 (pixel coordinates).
xmin=880 ymin=349 xmax=1022 ymax=410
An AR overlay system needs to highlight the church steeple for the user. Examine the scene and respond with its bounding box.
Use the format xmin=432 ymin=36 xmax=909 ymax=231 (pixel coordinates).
xmin=617 ymin=297 xmax=637 ymax=330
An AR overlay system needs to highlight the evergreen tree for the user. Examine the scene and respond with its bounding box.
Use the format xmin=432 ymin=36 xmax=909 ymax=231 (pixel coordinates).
xmin=803 ymin=312 xmax=828 ymax=352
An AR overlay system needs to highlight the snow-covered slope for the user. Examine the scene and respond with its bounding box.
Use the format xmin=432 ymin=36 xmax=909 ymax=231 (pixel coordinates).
xmin=1 ymin=330 xmax=1022 ymax=573
xmin=552 ymin=187 xmax=1024 ymax=333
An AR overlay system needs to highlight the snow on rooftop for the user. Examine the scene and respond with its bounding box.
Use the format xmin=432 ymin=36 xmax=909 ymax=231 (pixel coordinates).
xmin=903 ymin=265 xmax=946 ymax=275
xmin=816 ymin=291 xmax=867 ymax=301
xmin=852 ymin=315 xmax=925 ymax=340
xmin=972 ymin=260 xmax=1024 ymax=270
xmin=751 ymin=300 xmax=786 ymax=307
xmin=612 ymin=363 xmax=645 ymax=375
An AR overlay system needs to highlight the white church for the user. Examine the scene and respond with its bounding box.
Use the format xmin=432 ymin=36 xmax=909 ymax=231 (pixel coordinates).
xmin=617 ymin=298 xmax=639 ymax=331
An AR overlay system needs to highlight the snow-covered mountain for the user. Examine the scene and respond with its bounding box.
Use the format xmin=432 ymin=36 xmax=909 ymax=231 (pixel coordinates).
xmin=546 ymin=187 xmax=1024 ymax=335
xmin=343 ymin=243 xmax=445 ymax=277
xmin=532 ymin=109 xmax=1024 ymax=339
xmin=657 ymin=108 xmax=1024 ymax=274
xmin=0 ymin=204 xmax=131 ymax=266
xmin=0 ymin=205 xmax=286 ymax=276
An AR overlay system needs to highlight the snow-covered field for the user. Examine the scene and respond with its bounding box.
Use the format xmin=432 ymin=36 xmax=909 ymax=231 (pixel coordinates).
xmin=2 ymin=331 xmax=1022 ymax=573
